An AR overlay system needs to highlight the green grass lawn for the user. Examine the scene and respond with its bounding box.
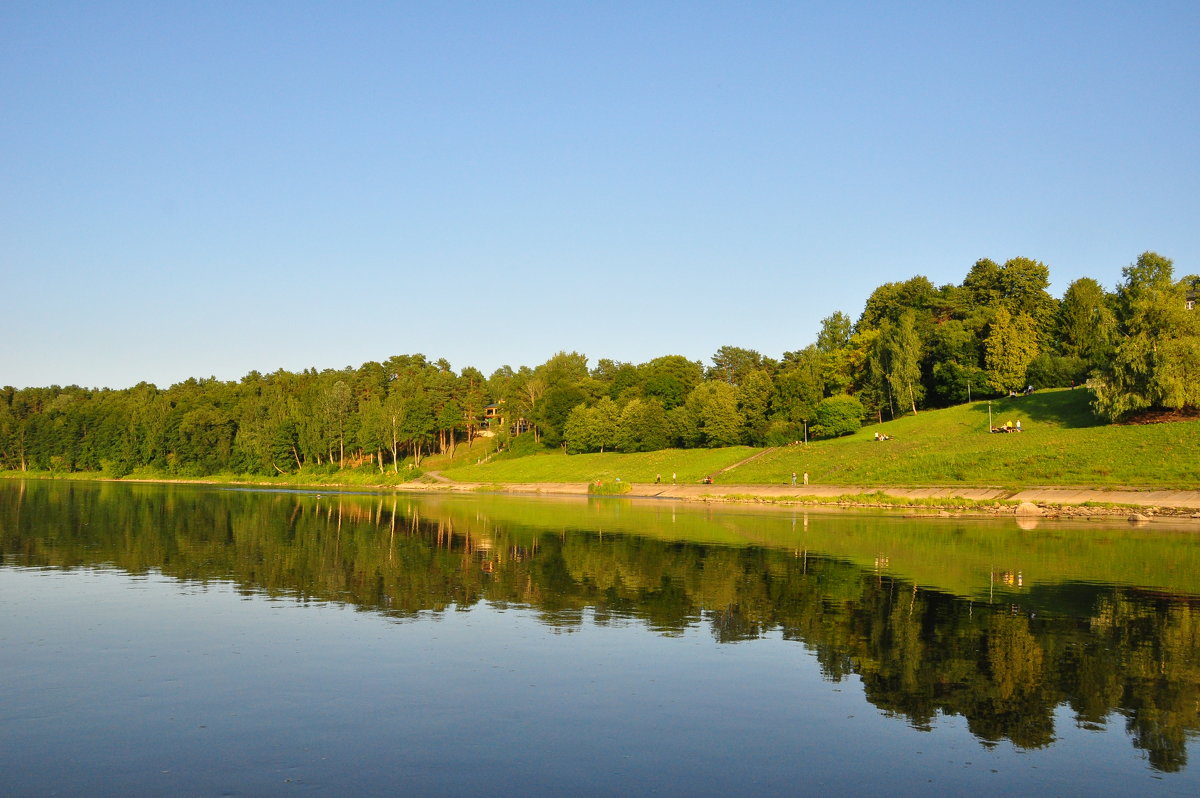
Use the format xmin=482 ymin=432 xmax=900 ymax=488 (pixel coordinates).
xmin=741 ymin=389 xmax=1200 ymax=488
xmin=444 ymin=389 xmax=1200 ymax=489
xmin=441 ymin=446 xmax=759 ymax=484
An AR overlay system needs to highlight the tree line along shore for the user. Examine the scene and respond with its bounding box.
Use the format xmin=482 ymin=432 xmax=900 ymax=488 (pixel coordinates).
xmin=4 ymin=389 xmax=1199 ymax=516
xmin=2 ymin=251 xmax=1197 ymax=482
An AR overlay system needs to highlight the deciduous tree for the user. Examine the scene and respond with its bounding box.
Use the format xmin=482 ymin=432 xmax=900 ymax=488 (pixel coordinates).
xmin=1094 ymin=253 xmax=1200 ymax=419
xmin=1057 ymin=277 xmax=1115 ymax=367
xmin=811 ymin=395 xmax=864 ymax=438
xmin=684 ymin=382 xmax=743 ymax=447
xmin=984 ymin=307 xmax=1039 ymax=394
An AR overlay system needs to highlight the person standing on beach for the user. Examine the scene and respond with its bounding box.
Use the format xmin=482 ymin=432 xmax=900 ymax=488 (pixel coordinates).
xmin=803 ymin=472 xmax=809 ymax=485
xmin=791 ymin=472 xmax=797 ymax=485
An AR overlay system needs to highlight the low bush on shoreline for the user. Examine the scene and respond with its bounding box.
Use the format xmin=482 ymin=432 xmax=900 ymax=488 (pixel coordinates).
xmin=588 ymin=480 xmax=633 ymax=495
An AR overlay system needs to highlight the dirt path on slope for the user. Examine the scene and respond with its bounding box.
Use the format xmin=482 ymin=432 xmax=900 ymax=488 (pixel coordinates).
xmin=716 ymin=447 xmax=778 ymax=473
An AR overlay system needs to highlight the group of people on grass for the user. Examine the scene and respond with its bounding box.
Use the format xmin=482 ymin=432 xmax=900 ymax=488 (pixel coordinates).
xmin=992 ymin=419 xmax=1023 ymax=433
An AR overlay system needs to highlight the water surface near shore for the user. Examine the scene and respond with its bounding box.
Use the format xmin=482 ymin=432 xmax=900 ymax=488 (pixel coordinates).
xmin=2 ymin=481 xmax=1198 ymax=796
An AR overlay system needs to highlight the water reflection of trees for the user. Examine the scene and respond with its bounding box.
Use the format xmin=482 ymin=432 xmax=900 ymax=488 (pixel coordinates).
xmin=2 ymin=482 xmax=1198 ymax=771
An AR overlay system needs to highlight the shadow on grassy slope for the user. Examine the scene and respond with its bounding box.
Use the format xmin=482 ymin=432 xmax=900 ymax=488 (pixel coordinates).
xmin=967 ymin=388 xmax=1101 ymax=429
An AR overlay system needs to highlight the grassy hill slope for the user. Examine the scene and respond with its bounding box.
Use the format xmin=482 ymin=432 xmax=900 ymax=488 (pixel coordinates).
xmin=441 ymin=445 xmax=759 ymax=484
xmin=444 ymin=389 xmax=1200 ymax=489
xmin=739 ymin=389 xmax=1198 ymax=487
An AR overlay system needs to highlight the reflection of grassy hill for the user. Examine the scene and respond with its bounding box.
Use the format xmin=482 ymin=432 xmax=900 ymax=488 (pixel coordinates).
xmin=417 ymin=493 xmax=1200 ymax=600
xmin=444 ymin=389 xmax=1200 ymax=488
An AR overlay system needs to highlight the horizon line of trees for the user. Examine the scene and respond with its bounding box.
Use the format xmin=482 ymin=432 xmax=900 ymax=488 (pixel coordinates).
xmin=2 ymin=251 xmax=1197 ymax=474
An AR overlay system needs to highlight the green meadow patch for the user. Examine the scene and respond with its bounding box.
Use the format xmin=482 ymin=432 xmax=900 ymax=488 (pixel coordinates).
xmin=441 ymin=446 xmax=757 ymax=485
xmin=739 ymin=390 xmax=1200 ymax=488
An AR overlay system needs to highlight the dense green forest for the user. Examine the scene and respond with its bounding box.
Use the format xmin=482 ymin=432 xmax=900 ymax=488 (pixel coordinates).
xmin=2 ymin=251 xmax=1197 ymax=475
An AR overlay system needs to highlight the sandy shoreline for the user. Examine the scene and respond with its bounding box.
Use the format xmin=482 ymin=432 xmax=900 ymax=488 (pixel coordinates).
xmin=393 ymin=479 xmax=1200 ymax=519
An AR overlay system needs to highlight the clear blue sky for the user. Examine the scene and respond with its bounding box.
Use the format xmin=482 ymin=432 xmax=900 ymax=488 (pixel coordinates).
xmin=3 ymin=1 xmax=1197 ymax=389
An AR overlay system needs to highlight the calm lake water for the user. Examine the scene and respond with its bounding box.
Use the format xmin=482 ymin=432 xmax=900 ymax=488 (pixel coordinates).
xmin=2 ymin=480 xmax=1199 ymax=797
